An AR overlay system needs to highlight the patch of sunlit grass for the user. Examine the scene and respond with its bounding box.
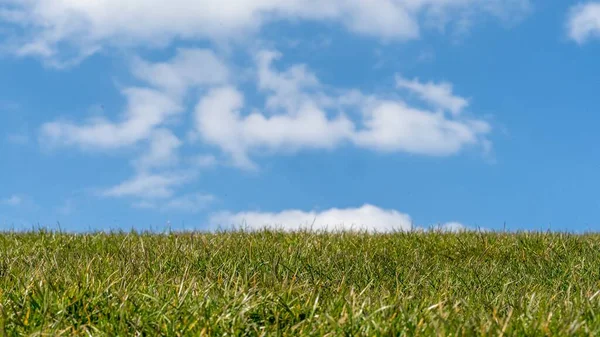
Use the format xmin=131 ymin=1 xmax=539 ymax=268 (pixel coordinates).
xmin=1 ymin=229 xmax=600 ymax=335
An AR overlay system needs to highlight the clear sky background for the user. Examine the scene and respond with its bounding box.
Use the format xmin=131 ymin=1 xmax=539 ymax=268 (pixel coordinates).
xmin=2 ymin=1 xmax=600 ymax=232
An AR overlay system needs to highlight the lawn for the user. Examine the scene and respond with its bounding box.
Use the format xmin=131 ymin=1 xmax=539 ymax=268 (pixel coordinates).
xmin=1 ymin=230 xmax=600 ymax=336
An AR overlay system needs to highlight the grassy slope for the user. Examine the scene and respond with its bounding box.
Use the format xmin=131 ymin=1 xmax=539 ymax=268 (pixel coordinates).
xmin=1 ymin=230 xmax=600 ymax=336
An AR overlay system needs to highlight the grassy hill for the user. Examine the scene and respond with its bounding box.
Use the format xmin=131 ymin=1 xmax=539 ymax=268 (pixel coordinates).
xmin=1 ymin=230 xmax=600 ymax=336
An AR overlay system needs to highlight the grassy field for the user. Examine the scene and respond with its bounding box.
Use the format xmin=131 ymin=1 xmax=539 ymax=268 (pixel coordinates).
xmin=1 ymin=230 xmax=600 ymax=336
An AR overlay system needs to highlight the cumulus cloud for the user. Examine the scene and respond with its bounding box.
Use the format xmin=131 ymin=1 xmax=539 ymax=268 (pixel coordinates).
xmin=434 ymin=221 xmax=468 ymax=232
xmin=41 ymin=48 xmax=488 ymax=170
xmin=4 ymin=0 xmax=520 ymax=219
xmin=396 ymin=75 xmax=469 ymax=115
xmin=209 ymin=204 xmax=474 ymax=232
xmin=194 ymin=86 xmax=354 ymax=169
xmin=40 ymin=87 xmax=182 ymax=150
xmin=193 ymin=49 xmax=490 ymax=168
xmin=567 ymin=3 xmax=600 ymax=44
xmin=210 ymin=204 xmax=413 ymax=232
xmin=34 ymin=45 xmax=493 ymax=218
xmin=0 ymin=0 xmax=530 ymax=63
xmin=256 ymin=50 xmax=326 ymax=112
xmin=354 ymin=100 xmax=490 ymax=155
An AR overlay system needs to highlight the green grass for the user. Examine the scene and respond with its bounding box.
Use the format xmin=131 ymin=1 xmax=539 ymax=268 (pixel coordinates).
xmin=1 ymin=230 xmax=600 ymax=336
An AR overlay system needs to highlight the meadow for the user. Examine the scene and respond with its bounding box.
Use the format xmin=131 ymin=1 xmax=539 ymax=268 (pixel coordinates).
xmin=1 ymin=230 xmax=600 ymax=336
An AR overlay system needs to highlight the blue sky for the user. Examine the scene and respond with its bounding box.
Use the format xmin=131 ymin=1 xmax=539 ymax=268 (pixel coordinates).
xmin=2 ymin=1 xmax=600 ymax=232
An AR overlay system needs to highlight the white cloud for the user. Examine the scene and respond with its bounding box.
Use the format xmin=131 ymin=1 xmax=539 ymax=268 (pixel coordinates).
xmin=434 ymin=221 xmax=467 ymax=232
xmin=567 ymin=3 xmax=600 ymax=44
xmin=36 ymin=46 xmax=492 ymax=220
xmin=190 ymin=154 xmax=218 ymax=168
xmin=40 ymin=87 xmax=182 ymax=150
xmin=1 ymin=0 xmax=530 ymax=63
xmin=193 ymin=49 xmax=490 ymax=168
xmin=15 ymin=1 xmax=512 ymax=215
xmin=354 ymin=100 xmax=490 ymax=155
xmin=210 ymin=204 xmax=413 ymax=232
xmin=1 ymin=195 xmax=22 ymax=207
xmin=195 ymin=86 xmax=354 ymax=169
xmin=396 ymin=75 xmax=469 ymax=115
xmin=39 ymin=48 xmax=227 ymax=158
xmin=101 ymin=172 xmax=193 ymax=199
xmin=131 ymin=48 xmax=230 ymax=97
xmin=38 ymin=49 xmax=228 ymax=205
xmin=134 ymin=129 xmax=182 ymax=170
xmin=209 ymin=204 xmax=474 ymax=232
xmin=256 ymin=50 xmax=325 ymax=113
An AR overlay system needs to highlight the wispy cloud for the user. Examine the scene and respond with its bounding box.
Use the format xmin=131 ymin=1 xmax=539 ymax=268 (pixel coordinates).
xmin=40 ymin=88 xmax=182 ymax=150
xmin=396 ymin=75 xmax=469 ymax=115
xmin=131 ymin=48 xmax=230 ymax=98
xmin=189 ymin=155 xmax=218 ymax=169
xmin=101 ymin=172 xmax=195 ymax=199
xmin=133 ymin=129 xmax=182 ymax=171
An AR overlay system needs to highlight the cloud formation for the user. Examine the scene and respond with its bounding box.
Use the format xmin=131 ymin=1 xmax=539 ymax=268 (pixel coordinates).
xmin=354 ymin=100 xmax=490 ymax=155
xmin=396 ymin=75 xmax=469 ymax=115
xmin=133 ymin=129 xmax=182 ymax=171
xmin=40 ymin=88 xmax=182 ymax=150
xmin=194 ymin=86 xmax=355 ymax=169
xmin=194 ymin=49 xmax=491 ymax=168
xmin=32 ymin=43 xmax=493 ymax=215
xmin=40 ymin=45 xmax=490 ymax=171
xmin=209 ymin=204 xmax=472 ymax=232
xmin=210 ymin=204 xmax=413 ymax=232
xmin=567 ymin=3 xmax=600 ymax=44
xmin=131 ymin=48 xmax=230 ymax=97
xmin=101 ymin=172 xmax=194 ymax=199
xmin=1 ymin=0 xmax=530 ymax=64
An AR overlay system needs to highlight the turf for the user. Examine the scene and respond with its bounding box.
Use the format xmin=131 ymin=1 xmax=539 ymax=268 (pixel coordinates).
xmin=1 ymin=230 xmax=600 ymax=336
